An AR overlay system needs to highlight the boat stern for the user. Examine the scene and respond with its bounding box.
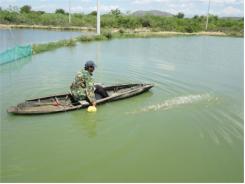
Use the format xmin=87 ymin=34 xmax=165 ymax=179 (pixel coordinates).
xmin=7 ymin=106 xmax=18 ymax=113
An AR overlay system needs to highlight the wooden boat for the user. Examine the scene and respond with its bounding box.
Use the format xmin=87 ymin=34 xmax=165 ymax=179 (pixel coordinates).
xmin=7 ymin=83 xmax=154 ymax=115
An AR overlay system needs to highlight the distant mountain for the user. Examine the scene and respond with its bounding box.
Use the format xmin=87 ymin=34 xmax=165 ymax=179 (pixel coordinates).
xmin=220 ymin=16 xmax=243 ymax=20
xmin=132 ymin=10 xmax=173 ymax=17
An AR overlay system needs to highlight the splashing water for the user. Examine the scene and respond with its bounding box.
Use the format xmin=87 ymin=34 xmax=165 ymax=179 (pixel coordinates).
xmin=128 ymin=94 xmax=214 ymax=114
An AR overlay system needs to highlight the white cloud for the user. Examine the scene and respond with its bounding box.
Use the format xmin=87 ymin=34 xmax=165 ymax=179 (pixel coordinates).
xmin=133 ymin=0 xmax=170 ymax=4
xmin=132 ymin=0 xmax=243 ymax=4
xmin=167 ymin=2 xmax=197 ymax=14
xmin=131 ymin=0 xmax=243 ymax=16
xmin=0 ymin=0 xmax=16 ymax=3
xmin=221 ymin=6 xmax=243 ymax=16
xmin=71 ymin=6 xmax=84 ymax=13
xmin=32 ymin=4 xmax=56 ymax=12
xmin=199 ymin=0 xmax=243 ymax=3
xmin=87 ymin=5 xmax=120 ymax=13
xmin=1 ymin=0 xmax=243 ymax=16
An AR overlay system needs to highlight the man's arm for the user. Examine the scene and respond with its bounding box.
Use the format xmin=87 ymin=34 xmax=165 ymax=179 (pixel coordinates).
xmin=85 ymin=86 xmax=96 ymax=106
xmin=84 ymin=74 xmax=96 ymax=106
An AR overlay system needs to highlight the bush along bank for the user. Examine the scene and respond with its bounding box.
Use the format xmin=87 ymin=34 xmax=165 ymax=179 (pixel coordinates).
xmin=32 ymin=39 xmax=76 ymax=54
xmin=31 ymin=29 xmax=232 ymax=55
xmin=0 ymin=6 xmax=243 ymax=37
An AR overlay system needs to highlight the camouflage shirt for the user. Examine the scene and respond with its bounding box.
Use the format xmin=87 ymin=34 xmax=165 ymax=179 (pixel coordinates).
xmin=70 ymin=69 xmax=96 ymax=104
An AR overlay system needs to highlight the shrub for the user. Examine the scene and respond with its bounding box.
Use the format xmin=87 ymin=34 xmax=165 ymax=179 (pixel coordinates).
xmin=20 ymin=5 xmax=31 ymax=14
xmin=55 ymin=9 xmax=66 ymax=14
xmin=103 ymin=31 xmax=113 ymax=39
xmin=119 ymin=28 xmax=125 ymax=34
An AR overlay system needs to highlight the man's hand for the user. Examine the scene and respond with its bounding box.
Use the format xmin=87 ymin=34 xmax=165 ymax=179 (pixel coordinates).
xmin=92 ymin=102 xmax=96 ymax=107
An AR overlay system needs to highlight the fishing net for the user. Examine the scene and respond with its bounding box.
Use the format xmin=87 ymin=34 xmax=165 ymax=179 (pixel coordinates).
xmin=0 ymin=45 xmax=32 ymax=65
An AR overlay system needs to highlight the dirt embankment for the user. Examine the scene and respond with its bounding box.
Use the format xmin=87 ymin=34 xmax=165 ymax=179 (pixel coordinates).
xmin=0 ymin=24 xmax=227 ymax=36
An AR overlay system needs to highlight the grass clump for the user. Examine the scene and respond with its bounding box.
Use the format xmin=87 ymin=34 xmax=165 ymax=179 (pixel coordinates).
xmin=77 ymin=35 xmax=94 ymax=42
xmin=102 ymin=31 xmax=113 ymax=39
xmin=76 ymin=32 xmax=112 ymax=43
xmin=32 ymin=39 xmax=76 ymax=54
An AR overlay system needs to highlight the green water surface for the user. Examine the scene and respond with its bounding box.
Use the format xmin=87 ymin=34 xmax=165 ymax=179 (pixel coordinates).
xmin=0 ymin=36 xmax=243 ymax=182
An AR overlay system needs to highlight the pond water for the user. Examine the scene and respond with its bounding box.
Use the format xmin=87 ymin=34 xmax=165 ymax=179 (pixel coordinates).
xmin=0 ymin=36 xmax=243 ymax=182
xmin=0 ymin=28 xmax=90 ymax=52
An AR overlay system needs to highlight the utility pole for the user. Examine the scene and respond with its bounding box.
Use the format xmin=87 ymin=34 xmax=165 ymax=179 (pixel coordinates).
xmin=205 ymin=0 xmax=211 ymax=30
xmin=97 ymin=0 xmax=100 ymax=35
xmin=69 ymin=0 xmax=71 ymax=24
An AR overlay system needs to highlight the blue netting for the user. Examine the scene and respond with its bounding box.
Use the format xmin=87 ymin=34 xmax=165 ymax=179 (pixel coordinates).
xmin=0 ymin=45 xmax=32 ymax=65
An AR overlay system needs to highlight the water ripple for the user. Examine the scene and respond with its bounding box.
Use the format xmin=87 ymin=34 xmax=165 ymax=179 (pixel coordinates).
xmin=127 ymin=93 xmax=213 ymax=114
xmin=194 ymin=106 xmax=243 ymax=145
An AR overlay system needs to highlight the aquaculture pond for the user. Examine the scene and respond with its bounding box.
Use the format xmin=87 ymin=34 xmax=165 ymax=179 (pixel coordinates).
xmin=0 ymin=28 xmax=90 ymax=52
xmin=0 ymin=36 xmax=243 ymax=182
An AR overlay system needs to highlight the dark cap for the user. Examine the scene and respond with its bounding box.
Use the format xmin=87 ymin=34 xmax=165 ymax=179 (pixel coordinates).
xmin=85 ymin=60 xmax=96 ymax=68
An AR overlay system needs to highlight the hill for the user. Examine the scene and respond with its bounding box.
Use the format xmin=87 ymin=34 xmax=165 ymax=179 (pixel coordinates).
xmin=132 ymin=10 xmax=173 ymax=17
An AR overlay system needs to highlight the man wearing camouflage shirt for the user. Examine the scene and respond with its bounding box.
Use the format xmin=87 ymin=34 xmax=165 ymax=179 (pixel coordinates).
xmin=70 ymin=60 xmax=97 ymax=107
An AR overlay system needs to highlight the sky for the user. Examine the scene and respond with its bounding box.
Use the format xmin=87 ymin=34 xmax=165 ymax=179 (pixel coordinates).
xmin=0 ymin=0 xmax=244 ymax=17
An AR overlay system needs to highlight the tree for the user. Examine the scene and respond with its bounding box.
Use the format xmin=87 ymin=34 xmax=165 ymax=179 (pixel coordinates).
xmin=140 ymin=18 xmax=151 ymax=27
xmin=36 ymin=10 xmax=45 ymax=14
xmin=55 ymin=9 xmax=66 ymax=14
xmin=111 ymin=9 xmax=121 ymax=17
xmin=193 ymin=15 xmax=199 ymax=19
xmin=210 ymin=15 xmax=218 ymax=21
xmin=20 ymin=5 xmax=31 ymax=13
xmin=176 ymin=12 xmax=184 ymax=18
xmin=89 ymin=11 xmax=97 ymax=16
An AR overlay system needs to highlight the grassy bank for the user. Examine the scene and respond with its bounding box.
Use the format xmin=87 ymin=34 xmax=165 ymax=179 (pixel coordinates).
xmin=0 ymin=24 xmax=95 ymax=31
xmin=32 ymin=39 xmax=76 ymax=54
xmin=0 ymin=7 xmax=243 ymax=36
xmin=31 ymin=30 xmax=230 ymax=55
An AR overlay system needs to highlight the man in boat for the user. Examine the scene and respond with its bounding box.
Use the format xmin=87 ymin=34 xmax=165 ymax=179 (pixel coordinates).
xmin=70 ymin=60 xmax=109 ymax=107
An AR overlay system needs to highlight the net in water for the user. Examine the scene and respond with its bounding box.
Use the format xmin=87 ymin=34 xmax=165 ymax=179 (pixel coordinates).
xmin=0 ymin=45 xmax=32 ymax=65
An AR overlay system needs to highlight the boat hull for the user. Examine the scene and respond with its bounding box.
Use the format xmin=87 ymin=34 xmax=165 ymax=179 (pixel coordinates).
xmin=7 ymin=83 xmax=153 ymax=115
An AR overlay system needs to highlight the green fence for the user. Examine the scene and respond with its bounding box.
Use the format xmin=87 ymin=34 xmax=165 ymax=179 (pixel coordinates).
xmin=0 ymin=45 xmax=32 ymax=65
